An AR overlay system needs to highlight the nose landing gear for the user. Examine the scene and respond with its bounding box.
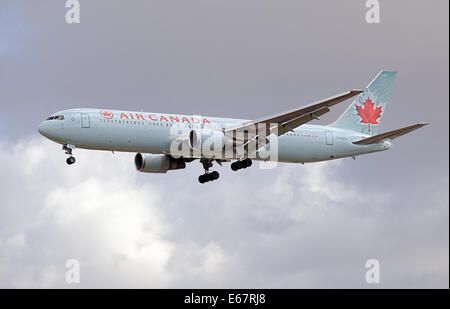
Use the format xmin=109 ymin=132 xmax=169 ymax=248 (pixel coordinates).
xmin=66 ymin=156 xmax=76 ymax=165
xmin=63 ymin=144 xmax=76 ymax=165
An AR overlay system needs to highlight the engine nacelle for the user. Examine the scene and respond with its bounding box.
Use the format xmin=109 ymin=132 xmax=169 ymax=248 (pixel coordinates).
xmin=189 ymin=129 xmax=228 ymax=152
xmin=134 ymin=153 xmax=186 ymax=173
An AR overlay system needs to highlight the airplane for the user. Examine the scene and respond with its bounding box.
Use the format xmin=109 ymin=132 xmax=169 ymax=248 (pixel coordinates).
xmin=38 ymin=71 xmax=427 ymax=183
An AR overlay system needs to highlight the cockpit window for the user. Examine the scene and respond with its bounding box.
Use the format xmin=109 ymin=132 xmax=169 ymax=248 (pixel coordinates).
xmin=46 ymin=115 xmax=64 ymax=121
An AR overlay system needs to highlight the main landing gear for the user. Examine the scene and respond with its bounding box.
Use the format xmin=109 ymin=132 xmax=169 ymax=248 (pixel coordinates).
xmin=63 ymin=144 xmax=76 ymax=165
xmin=198 ymin=171 xmax=219 ymax=184
xmin=198 ymin=158 xmax=220 ymax=183
xmin=231 ymin=158 xmax=252 ymax=171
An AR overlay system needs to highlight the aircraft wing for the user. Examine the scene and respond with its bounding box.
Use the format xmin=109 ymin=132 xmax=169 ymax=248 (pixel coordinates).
xmin=352 ymin=123 xmax=428 ymax=145
xmin=224 ymin=90 xmax=363 ymax=138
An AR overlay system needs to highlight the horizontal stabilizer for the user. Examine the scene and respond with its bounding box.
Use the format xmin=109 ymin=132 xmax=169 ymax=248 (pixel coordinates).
xmin=352 ymin=123 xmax=428 ymax=145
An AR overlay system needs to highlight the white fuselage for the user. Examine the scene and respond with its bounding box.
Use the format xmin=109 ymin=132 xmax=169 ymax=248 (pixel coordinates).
xmin=38 ymin=108 xmax=391 ymax=163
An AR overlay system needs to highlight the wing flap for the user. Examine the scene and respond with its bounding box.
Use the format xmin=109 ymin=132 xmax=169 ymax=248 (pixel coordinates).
xmin=272 ymin=107 xmax=330 ymax=136
xmin=352 ymin=123 xmax=428 ymax=145
xmin=225 ymin=89 xmax=363 ymax=135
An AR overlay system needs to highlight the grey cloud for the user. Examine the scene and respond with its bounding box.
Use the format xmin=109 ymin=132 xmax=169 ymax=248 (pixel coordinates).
xmin=0 ymin=138 xmax=447 ymax=288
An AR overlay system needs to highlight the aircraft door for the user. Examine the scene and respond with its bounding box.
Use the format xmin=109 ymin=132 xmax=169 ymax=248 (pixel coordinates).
xmin=325 ymin=131 xmax=333 ymax=145
xmin=81 ymin=113 xmax=90 ymax=128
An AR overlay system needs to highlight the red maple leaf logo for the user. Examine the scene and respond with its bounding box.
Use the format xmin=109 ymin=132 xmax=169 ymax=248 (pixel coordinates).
xmin=355 ymin=97 xmax=382 ymax=132
xmin=100 ymin=110 xmax=113 ymax=119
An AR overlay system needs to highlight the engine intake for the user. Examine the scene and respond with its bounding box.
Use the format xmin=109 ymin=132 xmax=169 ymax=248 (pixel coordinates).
xmin=134 ymin=153 xmax=186 ymax=173
xmin=188 ymin=129 xmax=227 ymax=152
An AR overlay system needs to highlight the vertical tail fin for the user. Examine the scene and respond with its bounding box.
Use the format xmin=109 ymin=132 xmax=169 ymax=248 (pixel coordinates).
xmin=330 ymin=70 xmax=396 ymax=135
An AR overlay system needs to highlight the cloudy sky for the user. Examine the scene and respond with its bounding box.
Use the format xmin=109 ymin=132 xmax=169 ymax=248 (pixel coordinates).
xmin=0 ymin=0 xmax=448 ymax=288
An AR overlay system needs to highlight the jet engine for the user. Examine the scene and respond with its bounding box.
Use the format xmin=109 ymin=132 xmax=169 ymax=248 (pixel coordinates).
xmin=189 ymin=129 xmax=230 ymax=152
xmin=134 ymin=153 xmax=186 ymax=173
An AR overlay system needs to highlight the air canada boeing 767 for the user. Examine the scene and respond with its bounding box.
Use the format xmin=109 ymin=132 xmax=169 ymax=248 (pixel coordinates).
xmin=38 ymin=71 xmax=427 ymax=183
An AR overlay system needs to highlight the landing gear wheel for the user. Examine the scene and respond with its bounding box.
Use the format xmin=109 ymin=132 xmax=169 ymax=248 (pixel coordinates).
xmin=211 ymin=171 xmax=219 ymax=180
xmin=231 ymin=162 xmax=239 ymax=171
xmin=231 ymin=159 xmax=252 ymax=171
xmin=235 ymin=161 xmax=243 ymax=170
xmin=231 ymin=160 xmax=243 ymax=171
xmin=66 ymin=157 xmax=76 ymax=165
xmin=243 ymin=158 xmax=252 ymax=168
xmin=198 ymin=171 xmax=219 ymax=183
xmin=198 ymin=159 xmax=221 ymax=183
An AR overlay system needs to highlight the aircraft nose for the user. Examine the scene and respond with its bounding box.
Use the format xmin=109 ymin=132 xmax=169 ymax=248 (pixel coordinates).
xmin=38 ymin=122 xmax=47 ymax=136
